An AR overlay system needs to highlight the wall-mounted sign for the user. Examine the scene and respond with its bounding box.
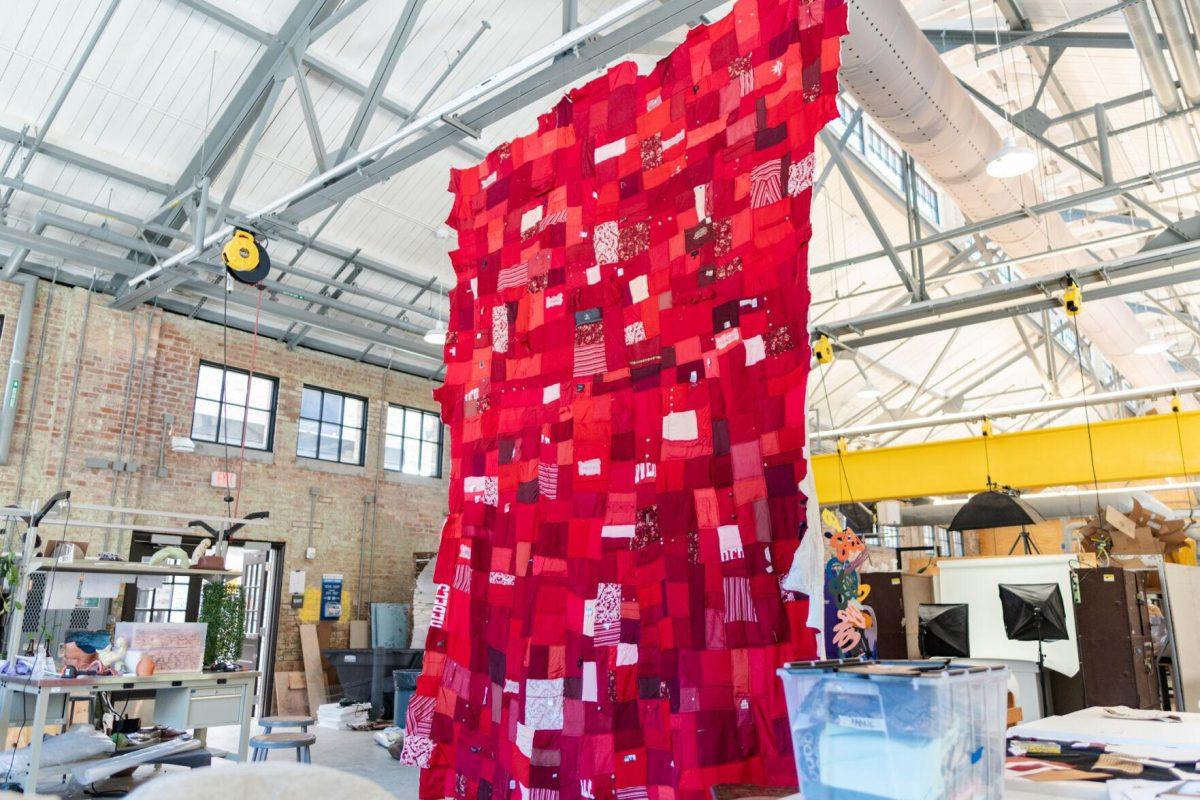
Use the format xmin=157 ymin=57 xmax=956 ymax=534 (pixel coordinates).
xmin=320 ymin=574 xmax=343 ymax=621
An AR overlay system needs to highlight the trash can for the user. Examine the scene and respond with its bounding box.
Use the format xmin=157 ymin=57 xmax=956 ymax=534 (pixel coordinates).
xmin=393 ymin=668 xmax=422 ymax=728
xmin=323 ymin=648 xmax=424 ymax=718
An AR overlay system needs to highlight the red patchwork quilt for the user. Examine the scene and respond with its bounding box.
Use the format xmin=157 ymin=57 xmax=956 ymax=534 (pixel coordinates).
xmin=401 ymin=1 xmax=846 ymax=797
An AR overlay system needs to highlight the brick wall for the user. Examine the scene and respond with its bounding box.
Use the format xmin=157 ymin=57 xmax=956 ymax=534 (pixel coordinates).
xmin=0 ymin=279 xmax=448 ymax=670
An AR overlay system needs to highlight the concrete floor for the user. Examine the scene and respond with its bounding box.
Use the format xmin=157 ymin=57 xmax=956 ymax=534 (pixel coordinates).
xmin=207 ymin=722 xmax=420 ymax=798
xmin=33 ymin=722 xmax=420 ymax=798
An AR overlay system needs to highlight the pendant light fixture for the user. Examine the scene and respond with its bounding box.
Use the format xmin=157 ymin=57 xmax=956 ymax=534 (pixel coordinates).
xmin=856 ymin=379 xmax=883 ymax=399
xmin=987 ymin=135 xmax=1037 ymax=179
xmin=984 ymin=7 xmax=1037 ymax=180
xmin=423 ymin=284 xmax=448 ymax=346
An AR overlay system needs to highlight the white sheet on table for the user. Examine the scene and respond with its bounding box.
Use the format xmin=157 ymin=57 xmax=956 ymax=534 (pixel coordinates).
xmin=1011 ymin=707 xmax=1200 ymax=761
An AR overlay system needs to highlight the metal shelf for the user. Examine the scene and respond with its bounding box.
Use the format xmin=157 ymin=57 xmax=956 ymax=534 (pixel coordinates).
xmin=25 ymin=558 xmax=240 ymax=579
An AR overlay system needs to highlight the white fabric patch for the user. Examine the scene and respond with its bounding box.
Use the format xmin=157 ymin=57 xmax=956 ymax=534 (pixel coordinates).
xmin=464 ymin=476 xmax=498 ymax=506
xmin=515 ymin=722 xmax=535 ymax=757
xmin=616 ymin=643 xmax=638 ymax=666
xmin=634 ymin=462 xmax=656 ymax=483
xmin=624 ymin=322 xmax=646 ymax=345
xmin=594 ymin=138 xmax=627 ymax=163
xmin=578 ymin=458 xmax=602 ymax=476
xmin=520 ymin=206 xmax=544 ymax=232
xmin=581 ymin=662 xmax=598 ymax=702
xmin=662 ymin=410 xmax=699 ymax=441
xmin=788 ymin=152 xmax=817 ymax=196
xmin=546 ymin=293 xmax=563 ymax=308
xmin=601 ymin=525 xmax=635 ymax=539
xmin=629 ymin=275 xmax=649 ymax=303
xmin=582 ymin=600 xmax=596 ymax=636
xmin=492 ymin=305 xmax=509 ymax=353
xmin=646 ymin=94 xmax=662 ymax=112
xmin=744 ymin=334 xmax=766 ymax=366
xmin=662 ymin=129 xmax=685 ymax=151
xmin=525 ymin=679 xmax=564 ymax=730
xmin=459 ymin=543 xmax=472 ymax=559
xmin=694 ymin=184 xmax=707 ymax=220
xmin=504 ymin=679 xmax=520 ymax=694
xmin=594 ymin=221 xmax=619 ymax=265
xmin=718 ymin=525 xmax=745 ymax=562
xmin=715 ymin=328 xmax=740 ymax=350
xmin=543 ymin=383 xmax=561 ymax=403
xmin=489 ymin=572 xmax=515 ymax=586
xmin=586 ymin=265 xmax=601 ymax=285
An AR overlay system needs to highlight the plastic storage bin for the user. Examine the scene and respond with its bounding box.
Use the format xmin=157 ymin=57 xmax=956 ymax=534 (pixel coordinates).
xmin=777 ymin=659 xmax=1008 ymax=800
xmin=114 ymin=622 xmax=207 ymax=674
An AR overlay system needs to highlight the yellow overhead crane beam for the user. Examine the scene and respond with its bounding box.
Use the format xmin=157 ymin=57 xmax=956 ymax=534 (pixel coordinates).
xmin=812 ymin=409 xmax=1200 ymax=504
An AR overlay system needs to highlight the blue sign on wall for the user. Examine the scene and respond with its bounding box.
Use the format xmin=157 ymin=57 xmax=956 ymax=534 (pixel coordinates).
xmin=321 ymin=573 xmax=343 ymax=621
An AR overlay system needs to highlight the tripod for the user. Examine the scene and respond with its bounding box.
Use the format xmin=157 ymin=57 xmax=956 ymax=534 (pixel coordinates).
xmin=1009 ymin=526 xmax=1041 ymax=555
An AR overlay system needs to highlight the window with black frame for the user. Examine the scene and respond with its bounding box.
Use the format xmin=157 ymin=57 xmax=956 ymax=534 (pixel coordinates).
xmin=297 ymin=385 xmax=367 ymax=465
xmin=384 ymin=404 xmax=444 ymax=478
xmin=123 ymin=535 xmax=202 ymax=624
xmin=190 ymin=362 xmax=278 ymax=451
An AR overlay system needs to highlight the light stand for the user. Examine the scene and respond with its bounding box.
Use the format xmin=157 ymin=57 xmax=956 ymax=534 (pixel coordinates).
xmin=1033 ymin=608 xmax=1048 ymax=718
xmin=1008 ymin=526 xmax=1041 ymax=556
xmin=999 ymin=582 xmax=1069 ymax=721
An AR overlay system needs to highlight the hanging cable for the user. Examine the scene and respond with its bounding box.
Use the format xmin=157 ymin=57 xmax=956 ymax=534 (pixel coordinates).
xmin=232 ymin=285 xmax=265 ymax=520
xmin=817 ymin=357 xmax=857 ymax=511
xmin=1070 ymin=312 xmax=1104 ymax=519
xmin=981 ymin=417 xmax=995 ymax=489
xmin=1171 ymin=391 xmax=1197 ymax=522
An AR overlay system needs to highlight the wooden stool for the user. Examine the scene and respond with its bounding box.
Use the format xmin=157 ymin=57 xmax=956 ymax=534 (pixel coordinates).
xmin=249 ymin=732 xmax=315 ymax=763
xmin=258 ymin=715 xmax=317 ymax=733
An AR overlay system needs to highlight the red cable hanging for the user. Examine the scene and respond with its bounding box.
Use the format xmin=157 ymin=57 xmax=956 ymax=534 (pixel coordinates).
xmin=232 ymin=284 xmax=264 ymax=520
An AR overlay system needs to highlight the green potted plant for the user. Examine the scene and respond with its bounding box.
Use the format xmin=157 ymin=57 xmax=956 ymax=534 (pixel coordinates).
xmin=199 ymin=581 xmax=246 ymax=669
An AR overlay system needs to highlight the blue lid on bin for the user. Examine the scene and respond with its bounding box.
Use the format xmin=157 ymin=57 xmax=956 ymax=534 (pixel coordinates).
xmin=779 ymin=657 xmax=1003 ymax=679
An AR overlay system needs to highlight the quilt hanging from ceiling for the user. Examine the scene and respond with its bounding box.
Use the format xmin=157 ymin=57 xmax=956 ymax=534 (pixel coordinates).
xmin=401 ymin=0 xmax=847 ymax=797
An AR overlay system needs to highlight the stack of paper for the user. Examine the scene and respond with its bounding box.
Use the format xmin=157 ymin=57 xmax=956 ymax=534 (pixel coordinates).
xmin=317 ymin=701 xmax=371 ymax=730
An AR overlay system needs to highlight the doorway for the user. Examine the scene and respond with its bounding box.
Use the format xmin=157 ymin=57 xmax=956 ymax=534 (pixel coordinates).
xmin=123 ymin=532 xmax=285 ymax=715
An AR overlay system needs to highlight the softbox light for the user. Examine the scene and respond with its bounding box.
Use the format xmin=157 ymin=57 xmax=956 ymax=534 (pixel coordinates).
xmin=838 ymin=502 xmax=875 ymax=535
xmin=917 ymin=603 xmax=970 ymax=658
xmin=999 ymin=583 xmax=1069 ymax=642
xmin=949 ymin=489 xmax=1044 ymax=531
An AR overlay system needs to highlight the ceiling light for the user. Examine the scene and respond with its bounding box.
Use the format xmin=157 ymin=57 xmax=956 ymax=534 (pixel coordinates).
xmin=423 ymin=326 xmax=448 ymax=346
xmin=1135 ymin=338 xmax=1172 ymax=355
xmin=987 ymin=135 xmax=1037 ymax=179
xmin=856 ymin=380 xmax=883 ymax=399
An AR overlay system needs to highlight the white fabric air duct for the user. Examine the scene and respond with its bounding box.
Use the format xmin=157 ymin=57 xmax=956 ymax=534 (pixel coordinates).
xmin=838 ymin=0 xmax=1176 ymax=388
xmin=1126 ymin=0 xmax=1200 ymax=181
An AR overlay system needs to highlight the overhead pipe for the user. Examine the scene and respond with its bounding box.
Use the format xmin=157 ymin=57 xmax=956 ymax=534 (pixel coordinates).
xmin=1125 ymin=1 xmax=1200 ymax=181
xmin=127 ymin=0 xmax=667 ymax=288
xmin=2 ymin=217 xmax=44 ymax=280
xmin=839 ymin=0 xmax=1177 ymax=389
xmin=0 ymin=275 xmax=37 ymax=464
xmin=23 ymin=213 xmax=435 ymax=337
xmin=1150 ymin=0 xmax=1200 ymax=105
